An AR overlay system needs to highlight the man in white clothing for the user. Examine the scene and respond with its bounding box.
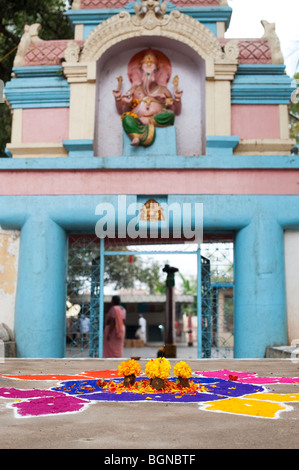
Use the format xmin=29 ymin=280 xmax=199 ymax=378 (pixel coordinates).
xmin=135 ymin=314 xmax=147 ymax=343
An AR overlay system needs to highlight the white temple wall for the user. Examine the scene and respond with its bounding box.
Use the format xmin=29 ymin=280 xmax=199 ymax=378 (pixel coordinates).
xmin=0 ymin=228 xmax=20 ymax=335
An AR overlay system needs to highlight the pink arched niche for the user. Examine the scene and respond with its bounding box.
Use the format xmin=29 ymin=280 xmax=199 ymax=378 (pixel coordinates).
xmin=93 ymin=37 xmax=206 ymax=157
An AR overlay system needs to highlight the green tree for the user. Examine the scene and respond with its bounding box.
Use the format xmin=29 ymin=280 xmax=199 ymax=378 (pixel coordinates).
xmin=103 ymin=252 xmax=165 ymax=293
xmin=67 ymin=243 xmax=166 ymax=298
xmin=290 ymin=72 xmax=299 ymax=149
xmin=179 ymin=272 xmax=197 ymax=295
xmin=0 ymin=0 xmax=73 ymax=156
xmin=178 ymin=272 xmax=197 ymax=316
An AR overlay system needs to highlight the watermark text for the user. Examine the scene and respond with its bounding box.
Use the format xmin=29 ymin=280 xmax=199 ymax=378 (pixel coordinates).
xmin=95 ymin=196 xmax=203 ymax=243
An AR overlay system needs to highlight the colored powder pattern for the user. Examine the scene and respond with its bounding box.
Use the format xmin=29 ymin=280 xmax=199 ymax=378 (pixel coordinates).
xmin=52 ymin=377 xmax=264 ymax=403
xmin=0 ymin=388 xmax=63 ymax=399
xmin=12 ymin=395 xmax=89 ymax=417
xmin=244 ymin=392 xmax=299 ymax=402
xmin=194 ymin=369 xmax=299 ymax=384
xmin=0 ymin=369 xmax=298 ymax=419
xmin=200 ymin=396 xmax=288 ymax=419
xmin=0 ymin=387 xmax=89 ymax=417
xmin=0 ymin=370 xmax=119 ymax=381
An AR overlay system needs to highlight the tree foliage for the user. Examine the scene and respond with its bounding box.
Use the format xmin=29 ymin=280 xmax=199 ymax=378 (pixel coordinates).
xmin=67 ymin=244 xmax=166 ymax=298
xmin=290 ymin=72 xmax=299 ymax=149
xmin=0 ymin=0 xmax=73 ymax=156
xmin=104 ymin=253 xmax=166 ymax=294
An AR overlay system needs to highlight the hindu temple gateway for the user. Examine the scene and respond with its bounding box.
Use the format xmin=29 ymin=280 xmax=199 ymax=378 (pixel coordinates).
xmin=1 ymin=0 xmax=299 ymax=358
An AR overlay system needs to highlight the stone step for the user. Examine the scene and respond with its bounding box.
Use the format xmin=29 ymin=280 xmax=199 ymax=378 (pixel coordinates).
xmin=265 ymin=345 xmax=299 ymax=359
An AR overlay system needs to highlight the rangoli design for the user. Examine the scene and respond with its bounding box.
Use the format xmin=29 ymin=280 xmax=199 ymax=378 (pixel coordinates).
xmin=1 ymin=363 xmax=299 ymax=420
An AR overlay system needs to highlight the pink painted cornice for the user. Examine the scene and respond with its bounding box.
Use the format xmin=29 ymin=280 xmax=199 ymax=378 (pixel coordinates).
xmin=1 ymin=169 xmax=299 ymax=196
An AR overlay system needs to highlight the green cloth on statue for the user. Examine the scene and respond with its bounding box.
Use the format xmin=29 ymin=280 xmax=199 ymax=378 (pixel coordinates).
xmin=154 ymin=110 xmax=175 ymax=127
xmin=122 ymin=110 xmax=175 ymax=147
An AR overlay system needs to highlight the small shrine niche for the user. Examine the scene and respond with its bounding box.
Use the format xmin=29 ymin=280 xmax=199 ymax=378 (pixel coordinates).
xmin=112 ymin=49 xmax=183 ymax=148
xmin=140 ymin=199 xmax=165 ymax=221
xmin=94 ymin=41 xmax=206 ymax=157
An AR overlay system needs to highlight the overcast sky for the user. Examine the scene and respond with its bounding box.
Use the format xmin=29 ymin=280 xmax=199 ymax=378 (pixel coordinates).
xmin=226 ymin=0 xmax=299 ymax=76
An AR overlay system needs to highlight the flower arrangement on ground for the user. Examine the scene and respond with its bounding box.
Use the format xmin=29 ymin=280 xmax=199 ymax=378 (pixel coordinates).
xmin=173 ymin=361 xmax=192 ymax=387
xmin=145 ymin=357 xmax=171 ymax=390
xmin=97 ymin=358 xmax=205 ymax=396
xmin=118 ymin=359 xmax=141 ymax=386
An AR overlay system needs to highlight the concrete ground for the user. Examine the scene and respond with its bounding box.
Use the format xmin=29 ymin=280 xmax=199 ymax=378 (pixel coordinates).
xmin=66 ymin=342 xmax=234 ymax=359
xmin=0 ymin=357 xmax=299 ymax=450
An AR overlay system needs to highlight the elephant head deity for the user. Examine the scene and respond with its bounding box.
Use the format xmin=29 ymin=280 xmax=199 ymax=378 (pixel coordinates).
xmin=113 ymin=49 xmax=183 ymax=147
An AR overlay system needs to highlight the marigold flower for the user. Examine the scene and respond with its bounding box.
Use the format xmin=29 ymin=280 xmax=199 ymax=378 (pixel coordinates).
xmin=99 ymin=377 xmax=206 ymax=396
xmin=118 ymin=359 xmax=141 ymax=377
xmin=228 ymin=374 xmax=238 ymax=381
xmin=173 ymin=361 xmax=192 ymax=379
xmin=121 ymin=111 xmax=138 ymax=121
xmin=131 ymin=98 xmax=139 ymax=108
xmin=144 ymin=357 xmax=171 ymax=380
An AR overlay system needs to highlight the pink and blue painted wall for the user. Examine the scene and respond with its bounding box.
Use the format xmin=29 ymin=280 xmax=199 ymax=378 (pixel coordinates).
xmin=1 ymin=0 xmax=298 ymax=358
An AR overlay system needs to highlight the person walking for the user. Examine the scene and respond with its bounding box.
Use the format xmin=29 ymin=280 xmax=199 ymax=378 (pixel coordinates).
xmin=103 ymin=295 xmax=126 ymax=358
xmin=135 ymin=313 xmax=147 ymax=343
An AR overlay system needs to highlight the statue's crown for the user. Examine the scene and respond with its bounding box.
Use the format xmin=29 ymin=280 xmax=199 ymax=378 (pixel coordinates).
xmin=141 ymin=51 xmax=158 ymax=67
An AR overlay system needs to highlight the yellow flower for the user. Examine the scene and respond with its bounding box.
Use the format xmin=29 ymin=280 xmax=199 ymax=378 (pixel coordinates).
xmin=121 ymin=112 xmax=138 ymax=121
xmin=118 ymin=359 xmax=141 ymax=377
xmin=145 ymin=357 xmax=171 ymax=380
xmin=173 ymin=361 xmax=192 ymax=379
xmin=131 ymin=98 xmax=139 ymax=109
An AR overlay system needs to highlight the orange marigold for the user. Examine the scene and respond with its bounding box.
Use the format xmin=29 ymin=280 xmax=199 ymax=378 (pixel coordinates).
xmin=131 ymin=98 xmax=139 ymax=108
xmin=145 ymin=357 xmax=171 ymax=380
xmin=121 ymin=111 xmax=138 ymax=121
xmin=173 ymin=361 xmax=192 ymax=379
xmin=118 ymin=359 xmax=141 ymax=377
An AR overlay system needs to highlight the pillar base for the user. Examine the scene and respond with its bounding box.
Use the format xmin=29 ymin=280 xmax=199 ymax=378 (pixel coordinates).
xmin=164 ymin=343 xmax=177 ymax=358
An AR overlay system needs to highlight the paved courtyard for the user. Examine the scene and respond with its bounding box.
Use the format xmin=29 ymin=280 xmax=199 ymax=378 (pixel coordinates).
xmin=66 ymin=342 xmax=234 ymax=360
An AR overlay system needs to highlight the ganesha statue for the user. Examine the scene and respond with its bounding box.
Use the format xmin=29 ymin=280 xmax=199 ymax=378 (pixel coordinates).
xmin=113 ymin=49 xmax=183 ymax=147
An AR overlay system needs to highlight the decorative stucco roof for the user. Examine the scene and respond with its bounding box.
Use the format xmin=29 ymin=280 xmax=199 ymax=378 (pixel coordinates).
xmin=21 ymin=40 xmax=84 ymax=66
xmin=219 ymin=38 xmax=272 ymax=64
xmin=20 ymin=37 xmax=273 ymax=67
xmin=23 ymin=40 xmax=69 ymax=66
xmin=77 ymin=0 xmax=222 ymax=8
xmin=238 ymin=39 xmax=272 ymax=64
xmin=13 ymin=2 xmax=279 ymax=68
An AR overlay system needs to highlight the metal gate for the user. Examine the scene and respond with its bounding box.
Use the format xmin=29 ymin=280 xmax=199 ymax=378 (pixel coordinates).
xmin=66 ymin=235 xmax=233 ymax=359
xmin=201 ymin=256 xmax=212 ymax=358
xmin=202 ymin=242 xmax=234 ymax=358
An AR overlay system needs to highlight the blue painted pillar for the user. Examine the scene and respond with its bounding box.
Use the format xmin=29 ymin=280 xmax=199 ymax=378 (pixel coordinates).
xmin=234 ymin=214 xmax=287 ymax=357
xmin=14 ymin=216 xmax=68 ymax=357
